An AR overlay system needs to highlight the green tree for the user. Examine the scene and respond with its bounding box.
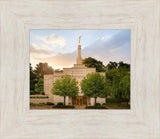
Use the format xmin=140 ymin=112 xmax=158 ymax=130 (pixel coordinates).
xmin=118 ymin=61 xmax=130 ymax=77
xmin=118 ymin=61 xmax=130 ymax=70
xmin=30 ymin=63 xmax=37 ymax=94
xmin=105 ymin=69 xmax=122 ymax=99
xmin=105 ymin=61 xmax=130 ymax=101
xmin=83 ymin=57 xmax=106 ymax=72
xmin=119 ymin=74 xmax=130 ymax=105
xmin=51 ymin=75 xmax=79 ymax=105
xmin=106 ymin=61 xmax=118 ymax=70
xmin=35 ymin=78 xmax=44 ymax=94
xmin=34 ymin=62 xmax=54 ymax=81
xmin=81 ymin=72 xmax=107 ymax=105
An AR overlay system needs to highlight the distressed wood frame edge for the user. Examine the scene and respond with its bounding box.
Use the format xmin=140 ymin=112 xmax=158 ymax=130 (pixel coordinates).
xmin=0 ymin=0 xmax=160 ymax=138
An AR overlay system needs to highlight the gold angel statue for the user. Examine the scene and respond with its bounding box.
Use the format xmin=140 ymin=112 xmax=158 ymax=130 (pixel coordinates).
xmin=79 ymin=36 xmax=81 ymax=43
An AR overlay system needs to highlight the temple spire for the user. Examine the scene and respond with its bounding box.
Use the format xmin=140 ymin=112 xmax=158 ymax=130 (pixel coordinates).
xmin=79 ymin=36 xmax=81 ymax=44
xmin=76 ymin=36 xmax=82 ymax=64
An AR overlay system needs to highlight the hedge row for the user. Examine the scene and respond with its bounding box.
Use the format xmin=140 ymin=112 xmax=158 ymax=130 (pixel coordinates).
xmin=86 ymin=106 xmax=106 ymax=109
xmin=30 ymin=96 xmax=48 ymax=99
xmin=53 ymin=105 xmax=75 ymax=108
xmin=30 ymin=102 xmax=54 ymax=106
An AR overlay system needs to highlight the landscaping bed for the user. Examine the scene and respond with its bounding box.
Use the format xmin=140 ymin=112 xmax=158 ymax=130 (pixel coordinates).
xmin=30 ymin=96 xmax=48 ymax=99
xmin=86 ymin=106 xmax=106 ymax=109
xmin=53 ymin=105 xmax=75 ymax=108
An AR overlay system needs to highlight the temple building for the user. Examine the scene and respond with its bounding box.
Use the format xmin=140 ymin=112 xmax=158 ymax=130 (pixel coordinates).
xmin=44 ymin=38 xmax=105 ymax=106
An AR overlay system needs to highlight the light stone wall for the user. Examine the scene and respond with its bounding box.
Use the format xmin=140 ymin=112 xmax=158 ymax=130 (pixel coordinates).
xmin=44 ymin=75 xmax=54 ymax=96
xmin=90 ymin=98 xmax=95 ymax=106
xmin=30 ymin=99 xmax=49 ymax=104
xmin=97 ymin=97 xmax=106 ymax=105
xmin=53 ymin=95 xmax=64 ymax=105
xmin=99 ymin=72 xmax=105 ymax=76
xmin=44 ymin=64 xmax=106 ymax=106
xmin=90 ymin=97 xmax=106 ymax=105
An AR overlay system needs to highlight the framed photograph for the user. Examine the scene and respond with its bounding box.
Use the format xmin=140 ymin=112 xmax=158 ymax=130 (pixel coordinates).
xmin=30 ymin=29 xmax=130 ymax=110
xmin=0 ymin=0 xmax=160 ymax=138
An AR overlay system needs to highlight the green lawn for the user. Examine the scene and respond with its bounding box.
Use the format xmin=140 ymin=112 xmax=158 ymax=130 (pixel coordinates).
xmin=103 ymin=102 xmax=130 ymax=109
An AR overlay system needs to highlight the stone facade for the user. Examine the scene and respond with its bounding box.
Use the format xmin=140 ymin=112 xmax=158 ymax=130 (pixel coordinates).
xmin=44 ymin=43 xmax=105 ymax=106
xmin=30 ymin=95 xmax=49 ymax=104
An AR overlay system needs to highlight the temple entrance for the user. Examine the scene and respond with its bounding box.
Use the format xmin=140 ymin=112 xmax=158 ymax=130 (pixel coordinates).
xmin=76 ymin=96 xmax=83 ymax=105
xmin=72 ymin=96 xmax=87 ymax=105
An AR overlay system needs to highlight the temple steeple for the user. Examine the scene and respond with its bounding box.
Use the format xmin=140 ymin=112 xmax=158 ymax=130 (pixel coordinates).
xmin=76 ymin=36 xmax=82 ymax=64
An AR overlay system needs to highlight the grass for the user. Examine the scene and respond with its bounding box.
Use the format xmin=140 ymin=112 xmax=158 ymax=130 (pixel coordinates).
xmin=103 ymin=102 xmax=130 ymax=109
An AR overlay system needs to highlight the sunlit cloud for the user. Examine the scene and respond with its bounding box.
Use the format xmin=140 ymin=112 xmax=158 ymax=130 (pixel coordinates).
xmin=35 ymin=52 xmax=77 ymax=69
xmin=42 ymin=34 xmax=66 ymax=48
xmin=30 ymin=43 xmax=52 ymax=55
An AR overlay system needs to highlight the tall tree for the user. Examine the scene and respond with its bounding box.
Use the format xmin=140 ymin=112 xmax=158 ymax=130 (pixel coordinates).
xmin=51 ymin=75 xmax=79 ymax=105
xmin=119 ymin=73 xmax=130 ymax=105
xmin=118 ymin=61 xmax=130 ymax=69
xmin=83 ymin=57 xmax=106 ymax=72
xmin=105 ymin=61 xmax=130 ymax=101
xmin=81 ymin=72 xmax=107 ymax=105
xmin=34 ymin=62 xmax=54 ymax=81
xmin=35 ymin=78 xmax=44 ymax=95
xmin=106 ymin=69 xmax=121 ymax=99
xmin=106 ymin=61 xmax=118 ymax=70
xmin=30 ymin=63 xmax=37 ymax=94
xmin=118 ymin=61 xmax=130 ymax=77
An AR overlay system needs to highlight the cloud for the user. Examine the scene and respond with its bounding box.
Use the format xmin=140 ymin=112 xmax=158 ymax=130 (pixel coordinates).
xmin=30 ymin=43 xmax=52 ymax=55
xmin=32 ymin=30 xmax=130 ymax=69
xmin=35 ymin=52 xmax=77 ymax=69
xmin=82 ymin=30 xmax=130 ymax=64
xmin=101 ymin=35 xmax=112 ymax=41
xmin=42 ymin=34 xmax=66 ymax=48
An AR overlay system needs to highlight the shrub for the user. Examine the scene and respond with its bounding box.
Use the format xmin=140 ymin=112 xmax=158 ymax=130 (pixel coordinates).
xmin=30 ymin=103 xmax=46 ymax=106
xmin=86 ymin=106 xmax=106 ymax=109
xmin=53 ymin=105 xmax=75 ymax=108
xmin=102 ymin=103 xmax=106 ymax=106
xmin=46 ymin=102 xmax=54 ymax=105
xmin=30 ymin=103 xmax=34 ymax=106
xmin=30 ymin=96 xmax=48 ymax=99
xmin=106 ymin=98 xmax=121 ymax=103
xmin=30 ymin=91 xmax=35 ymax=95
xmin=42 ymin=92 xmax=45 ymax=95
xmin=57 ymin=102 xmax=63 ymax=106
xmin=95 ymin=103 xmax=101 ymax=106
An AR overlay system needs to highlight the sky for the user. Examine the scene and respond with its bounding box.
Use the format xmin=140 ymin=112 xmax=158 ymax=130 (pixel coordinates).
xmin=30 ymin=29 xmax=130 ymax=70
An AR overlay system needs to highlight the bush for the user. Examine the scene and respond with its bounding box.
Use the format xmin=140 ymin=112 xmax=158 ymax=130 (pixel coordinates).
xmin=30 ymin=91 xmax=35 ymax=95
xmin=57 ymin=102 xmax=63 ymax=106
xmin=30 ymin=103 xmax=34 ymax=106
xmin=53 ymin=105 xmax=75 ymax=108
xmin=42 ymin=92 xmax=45 ymax=95
xmin=102 ymin=103 xmax=106 ymax=106
xmin=95 ymin=103 xmax=101 ymax=106
xmin=30 ymin=96 xmax=48 ymax=99
xmin=106 ymin=98 xmax=121 ymax=103
xmin=86 ymin=106 xmax=106 ymax=109
xmin=46 ymin=102 xmax=54 ymax=105
xmin=30 ymin=103 xmax=46 ymax=106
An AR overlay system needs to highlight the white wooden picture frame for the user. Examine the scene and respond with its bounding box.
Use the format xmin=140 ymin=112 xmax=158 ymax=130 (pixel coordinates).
xmin=0 ymin=0 xmax=160 ymax=138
